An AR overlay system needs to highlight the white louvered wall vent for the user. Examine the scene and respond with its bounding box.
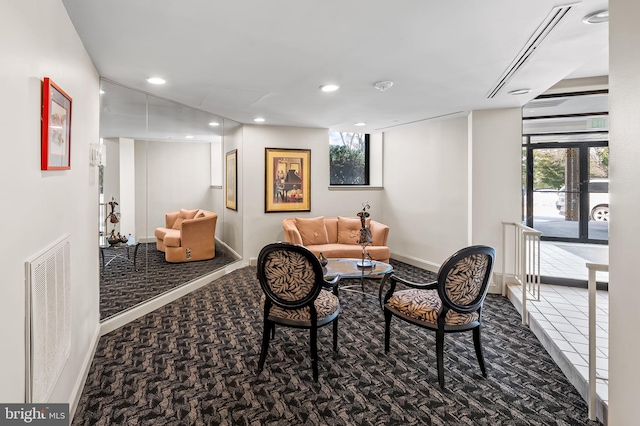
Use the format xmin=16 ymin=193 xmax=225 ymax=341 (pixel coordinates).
xmin=25 ymin=234 xmax=71 ymax=403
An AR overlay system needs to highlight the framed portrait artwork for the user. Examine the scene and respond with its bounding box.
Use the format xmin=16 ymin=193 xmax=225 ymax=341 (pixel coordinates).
xmin=226 ymin=149 xmax=238 ymax=211
xmin=41 ymin=77 xmax=72 ymax=170
xmin=265 ymin=148 xmax=311 ymax=213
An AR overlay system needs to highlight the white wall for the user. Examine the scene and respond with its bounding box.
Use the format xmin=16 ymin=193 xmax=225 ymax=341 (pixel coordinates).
xmin=224 ymin=122 xmax=243 ymax=257
xmin=382 ymin=117 xmax=470 ymax=270
xmin=0 ymin=0 xmax=100 ymax=405
xmin=137 ymin=141 xmax=216 ymax=240
xmin=608 ymin=0 xmax=640 ymax=423
xmin=470 ymin=108 xmax=523 ymax=288
xmin=242 ymin=125 xmax=384 ymax=262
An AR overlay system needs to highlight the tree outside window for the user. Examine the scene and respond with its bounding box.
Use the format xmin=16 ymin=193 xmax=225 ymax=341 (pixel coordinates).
xmin=329 ymin=131 xmax=369 ymax=185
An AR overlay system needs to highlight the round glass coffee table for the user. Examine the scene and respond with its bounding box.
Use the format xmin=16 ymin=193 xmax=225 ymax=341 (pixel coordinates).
xmin=323 ymin=258 xmax=393 ymax=296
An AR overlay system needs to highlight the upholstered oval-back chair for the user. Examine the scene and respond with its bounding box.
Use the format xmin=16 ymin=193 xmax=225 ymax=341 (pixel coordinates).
xmin=381 ymin=245 xmax=495 ymax=388
xmin=256 ymin=242 xmax=341 ymax=382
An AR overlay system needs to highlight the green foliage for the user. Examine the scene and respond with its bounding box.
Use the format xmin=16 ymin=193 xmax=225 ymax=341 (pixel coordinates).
xmin=330 ymin=144 xmax=365 ymax=185
xmin=590 ymin=147 xmax=609 ymax=178
xmin=533 ymin=151 xmax=565 ymax=189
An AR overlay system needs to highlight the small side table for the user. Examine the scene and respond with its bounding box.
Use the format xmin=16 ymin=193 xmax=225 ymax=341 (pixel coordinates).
xmin=100 ymin=235 xmax=141 ymax=272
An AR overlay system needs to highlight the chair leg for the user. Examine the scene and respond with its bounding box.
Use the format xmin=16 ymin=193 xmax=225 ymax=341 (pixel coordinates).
xmin=436 ymin=327 xmax=445 ymax=388
xmin=473 ymin=326 xmax=487 ymax=377
xmin=258 ymin=319 xmax=271 ymax=373
xmin=384 ymin=309 xmax=392 ymax=353
xmin=333 ymin=318 xmax=339 ymax=353
xmin=311 ymin=326 xmax=318 ymax=382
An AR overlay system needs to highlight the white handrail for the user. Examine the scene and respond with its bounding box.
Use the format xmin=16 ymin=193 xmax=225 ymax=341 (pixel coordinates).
xmin=502 ymin=222 xmax=542 ymax=325
xmin=586 ymin=262 xmax=608 ymax=422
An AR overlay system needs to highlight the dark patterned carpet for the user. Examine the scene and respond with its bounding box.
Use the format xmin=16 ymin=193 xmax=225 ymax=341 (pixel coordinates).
xmin=76 ymin=260 xmax=601 ymax=425
xmin=100 ymin=243 xmax=237 ymax=319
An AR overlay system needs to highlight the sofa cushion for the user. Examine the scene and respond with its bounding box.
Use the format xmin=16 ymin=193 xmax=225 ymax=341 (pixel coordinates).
xmin=337 ymin=216 xmax=370 ymax=244
xmin=180 ymin=208 xmax=199 ymax=219
xmin=295 ymin=216 xmax=329 ymax=245
xmin=306 ymin=243 xmax=390 ymax=262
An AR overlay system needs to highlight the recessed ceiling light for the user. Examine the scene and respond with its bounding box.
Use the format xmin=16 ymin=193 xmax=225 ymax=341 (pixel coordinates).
xmin=354 ymin=122 xmax=366 ymax=127
xmin=319 ymin=84 xmax=340 ymax=92
xmin=185 ymin=135 xmax=194 ymax=139
xmin=508 ymin=88 xmax=532 ymax=95
xmin=146 ymin=77 xmax=166 ymax=85
xmin=254 ymin=117 xmax=265 ymax=123
xmin=582 ymin=9 xmax=609 ymax=24
xmin=208 ymin=121 xmax=220 ymax=127
xmin=373 ymin=81 xmax=394 ymax=91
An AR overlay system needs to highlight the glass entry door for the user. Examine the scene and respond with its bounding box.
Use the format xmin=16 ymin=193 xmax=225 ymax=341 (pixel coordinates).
xmin=525 ymin=143 xmax=608 ymax=243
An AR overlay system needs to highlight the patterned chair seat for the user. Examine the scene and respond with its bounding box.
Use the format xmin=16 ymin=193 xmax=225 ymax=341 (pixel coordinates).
xmin=387 ymin=289 xmax=479 ymax=326
xmin=261 ymin=290 xmax=339 ymax=323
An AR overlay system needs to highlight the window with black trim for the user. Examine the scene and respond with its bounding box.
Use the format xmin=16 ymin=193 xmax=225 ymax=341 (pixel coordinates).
xmin=329 ymin=131 xmax=370 ymax=185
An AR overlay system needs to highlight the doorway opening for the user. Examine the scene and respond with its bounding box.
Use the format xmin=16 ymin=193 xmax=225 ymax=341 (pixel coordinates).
xmin=522 ymin=91 xmax=609 ymax=287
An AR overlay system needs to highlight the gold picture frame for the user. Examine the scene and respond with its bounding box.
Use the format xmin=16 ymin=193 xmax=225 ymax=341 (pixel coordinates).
xmin=265 ymin=148 xmax=311 ymax=213
xmin=225 ymin=149 xmax=237 ymax=211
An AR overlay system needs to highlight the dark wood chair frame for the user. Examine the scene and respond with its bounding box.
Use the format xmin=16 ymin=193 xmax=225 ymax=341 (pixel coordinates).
xmin=256 ymin=242 xmax=341 ymax=382
xmin=381 ymin=245 xmax=495 ymax=388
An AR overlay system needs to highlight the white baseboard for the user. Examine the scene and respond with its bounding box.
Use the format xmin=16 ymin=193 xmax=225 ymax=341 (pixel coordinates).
xmin=215 ymin=238 xmax=241 ymax=261
xmin=69 ymin=323 xmax=101 ymax=422
xmin=390 ymin=252 xmax=440 ymax=273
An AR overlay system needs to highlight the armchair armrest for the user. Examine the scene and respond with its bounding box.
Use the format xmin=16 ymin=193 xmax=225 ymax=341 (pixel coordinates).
xmin=369 ymin=220 xmax=390 ymax=246
xmin=322 ymin=275 xmax=341 ymax=296
xmin=180 ymin=214 xmax=218 ymax=249
xmin=380 ymin=274 xmax=437 ymax=311
xmin=282 ymin=218 xmax=303 ymax=245
xmin=390 ymin=274 xmax=437 ymax=290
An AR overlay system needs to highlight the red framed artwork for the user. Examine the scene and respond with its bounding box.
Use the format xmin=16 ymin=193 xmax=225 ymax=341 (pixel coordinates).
xmin=41 ymin=78 xmax=72 ymax=170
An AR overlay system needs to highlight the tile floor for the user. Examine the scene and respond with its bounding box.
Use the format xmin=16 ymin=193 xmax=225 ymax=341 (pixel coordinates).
xmin=540 ymin=240 xmax=609 ymax=282
xmin=507 ymin=240 xmax=609 ymax=423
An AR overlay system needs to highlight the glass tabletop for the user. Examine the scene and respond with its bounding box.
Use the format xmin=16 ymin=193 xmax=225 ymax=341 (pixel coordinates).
xmin=323 ymin=258 xmax=393 ymax=279
xmin=99 ymin=234 xmax=137 ymax=249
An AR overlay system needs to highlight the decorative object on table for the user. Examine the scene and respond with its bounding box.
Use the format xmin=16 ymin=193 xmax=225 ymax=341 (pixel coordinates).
xmin=117 ymin=232 xmax=127 ymax=243
xmin=226 ymin=149 xmax=238 ymax=211
xmin=106 ymin=197 xmax=120 ymax=224
xmin=357 ymin=202 xmax=374 ymax=267
xmin=265 ymin=148 xmax=311 ymax=213
xmin=107 ymin=230 xmax=120 ymax=246
xmin=41 ymin=77 xmax=72 ymax=171
xmin=318 ymin=252 xmax=328 ymax=267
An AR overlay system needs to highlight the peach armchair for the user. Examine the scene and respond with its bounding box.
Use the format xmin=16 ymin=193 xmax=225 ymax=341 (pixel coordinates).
xmin=155 ymin=208 xmax=218 ymax=263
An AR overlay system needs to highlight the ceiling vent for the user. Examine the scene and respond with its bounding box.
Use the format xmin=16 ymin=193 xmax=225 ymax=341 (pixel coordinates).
xmin=486 ymin=4 xmax=574 ymax=99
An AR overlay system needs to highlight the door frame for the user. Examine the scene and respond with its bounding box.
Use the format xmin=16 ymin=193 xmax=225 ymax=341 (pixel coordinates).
xmin=523 ymin=135 xmax=608 ymax=244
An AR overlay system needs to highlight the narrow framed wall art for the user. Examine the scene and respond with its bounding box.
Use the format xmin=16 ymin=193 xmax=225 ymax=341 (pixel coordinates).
xmin=41 ymin=78 xmax=72 ymax=170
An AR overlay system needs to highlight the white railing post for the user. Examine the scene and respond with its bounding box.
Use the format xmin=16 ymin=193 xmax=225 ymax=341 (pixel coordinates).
xmin=586 ymin=262 xmax=608 ymax=422
xmin=501 ymin=222 xmax=542 ymax=325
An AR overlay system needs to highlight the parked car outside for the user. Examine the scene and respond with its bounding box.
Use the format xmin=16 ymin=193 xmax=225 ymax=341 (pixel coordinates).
xmin=556 ymin=178 xmax=609 ymax=221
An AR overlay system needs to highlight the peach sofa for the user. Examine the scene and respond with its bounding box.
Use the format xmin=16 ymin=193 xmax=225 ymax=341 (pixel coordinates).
xmin=155 ymin=208 xmax=218 ymax=263
xmin=282 ymin=216 xmax=390 ymax=262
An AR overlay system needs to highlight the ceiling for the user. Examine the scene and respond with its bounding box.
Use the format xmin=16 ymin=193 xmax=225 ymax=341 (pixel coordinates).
xmin=62 ymin=0 xmax=609 ymax=135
